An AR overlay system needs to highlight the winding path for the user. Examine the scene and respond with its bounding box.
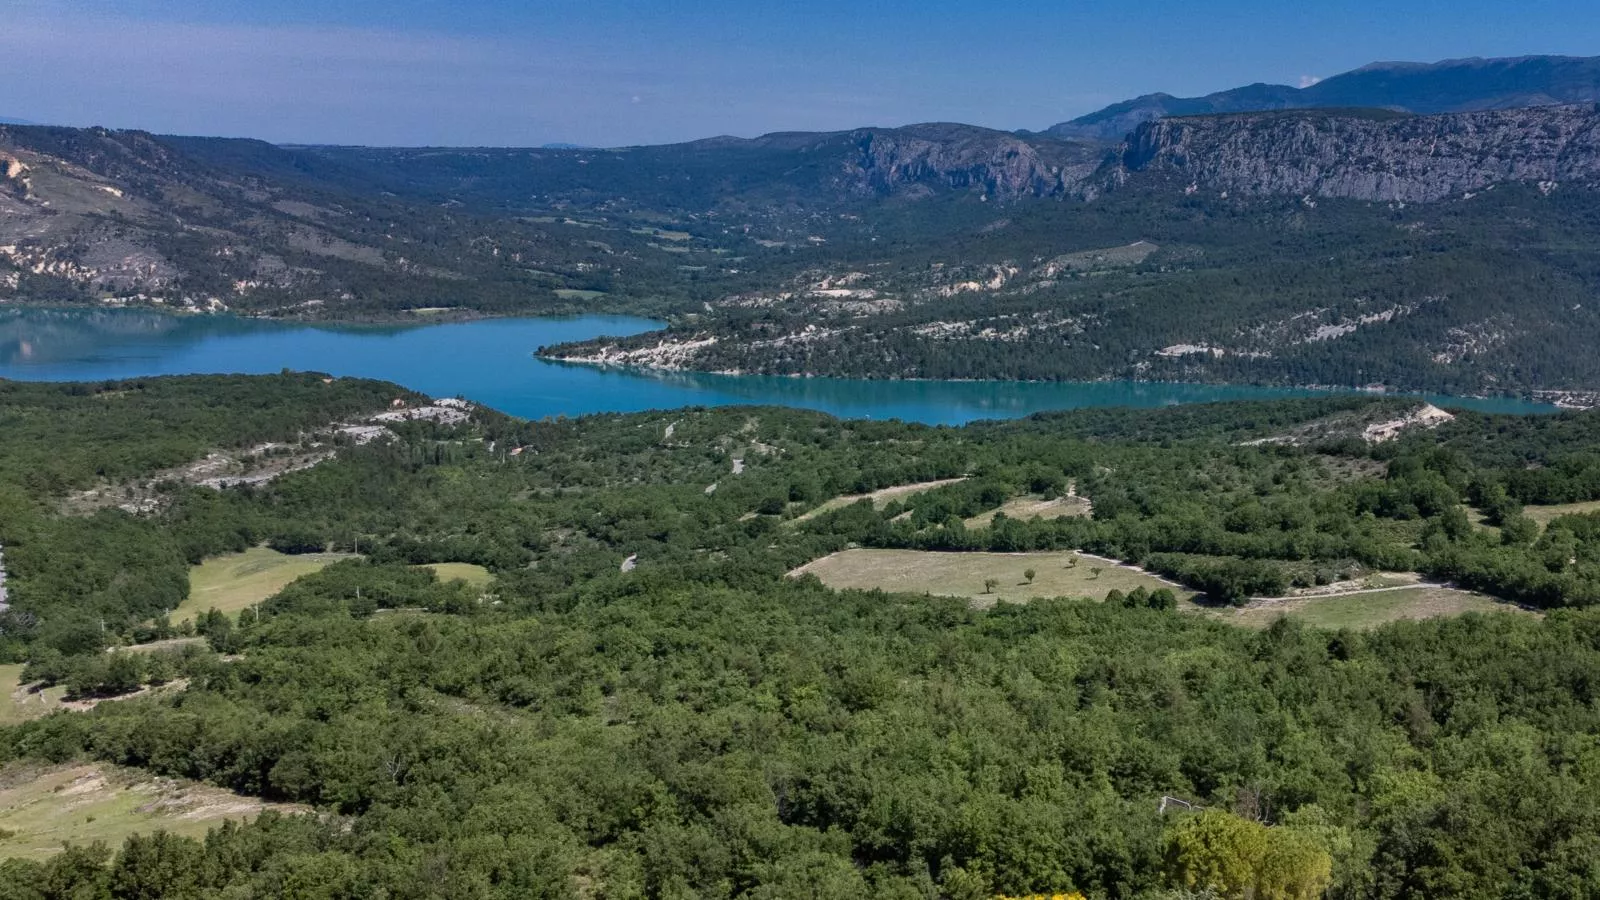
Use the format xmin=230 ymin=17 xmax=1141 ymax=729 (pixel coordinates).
xmin=0 ymin=543 xmax=8 ymax=612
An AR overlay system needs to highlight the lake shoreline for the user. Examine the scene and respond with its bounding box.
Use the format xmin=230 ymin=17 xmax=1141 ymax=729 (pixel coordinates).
xmin=7 ymin=304 xmax=1582 ymax=411
xmin=0 ymin=307 xmax=1565 ymax=423
xmin=538 ymin=354 xmax=1572 ymax=414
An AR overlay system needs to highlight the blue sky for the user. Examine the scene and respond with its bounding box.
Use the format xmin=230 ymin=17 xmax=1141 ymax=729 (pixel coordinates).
xmin=5 ymin=0 xmax=1599 ymax=146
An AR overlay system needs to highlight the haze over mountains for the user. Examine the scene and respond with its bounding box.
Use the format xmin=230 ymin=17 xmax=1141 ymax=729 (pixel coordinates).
xmin=1047 ymin=54 xmax=1600 ymax=140
xmin=4 ymin=54 xmax=1600 ymax=397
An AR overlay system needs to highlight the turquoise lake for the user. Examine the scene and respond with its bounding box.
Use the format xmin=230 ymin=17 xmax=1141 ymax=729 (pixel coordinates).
xmin=0 ymin=308 xmax=1558 ymax=425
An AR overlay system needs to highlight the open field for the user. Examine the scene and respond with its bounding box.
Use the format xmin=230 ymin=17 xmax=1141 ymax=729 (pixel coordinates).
xmin=0 ymin=665 xmax=68 ymax=725
xmin=3 ymin=665 xmax=192 ymax=724
xmin=791 ymin=551 xmax=1525 ymax=629
xmin=1524 ymin=500 xmax=1600 ymax=528
xmin=791 ymin=549 xmax=1189 ymax=607
xmin=553 ymin=288 xmax=607 ymax=301
xmin=180 ymin=547 xmax=357 ymax=623
xmin=1204 ymin=586 xmax=1529 ymax=630
xmin=965 ymin=493 xmax=1092 ymax=529
xmin=631 ymin=227 xmax=692 ymax=241
xmin=0 ymin=763 xmax=308 ymax=861
xmin=793 ymin=478 xmax=967 ymax=523
xmin=422 ymin=562 xmax=494 ymax=589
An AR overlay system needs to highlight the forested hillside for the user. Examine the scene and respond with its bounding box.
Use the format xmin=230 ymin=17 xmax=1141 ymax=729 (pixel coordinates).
xmin=6 ymin=99 xmax=1600 ymax=396
xmin=5 ymin=376 xmax=1600 ymax=895
xmin=0 ymin=125 xmax=778 ymax=320
xmin=545 ymin=177 xmax=1600 ymax=396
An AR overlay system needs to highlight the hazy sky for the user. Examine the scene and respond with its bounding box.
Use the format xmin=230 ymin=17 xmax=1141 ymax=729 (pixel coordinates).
xmin=6 ymin=0 xmax=1600 ymax=146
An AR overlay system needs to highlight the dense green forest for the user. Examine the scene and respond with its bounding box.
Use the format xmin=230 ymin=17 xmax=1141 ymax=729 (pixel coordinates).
xmin=6 ymin=376 xmax=1600 ymax=896
xmin=543 ymin=183 xmax=1600 ymax=396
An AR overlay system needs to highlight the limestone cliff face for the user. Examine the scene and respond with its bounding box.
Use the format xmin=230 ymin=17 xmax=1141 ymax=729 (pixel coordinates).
xmin=1118 ymin=104 xmax=1600 ymax=201
xmin=839 ymin=125 xmax=1104 ymax=199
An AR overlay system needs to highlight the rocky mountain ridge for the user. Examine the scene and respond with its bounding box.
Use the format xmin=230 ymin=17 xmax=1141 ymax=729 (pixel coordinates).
xmin=793 ymin=124 xmax=1103 ymax=199
xmin=6 ymin=94 xmax=1600 ymax=340
xmin=1115 ymin=104 xmax=1600 ymax=202
xmin=0 ymin=125 xmax=711 ymax=318
xmin=1050 ymin=54 xmax=1600 ymax=140
xmin=296 ymin=123 xmax=1106 ymax=213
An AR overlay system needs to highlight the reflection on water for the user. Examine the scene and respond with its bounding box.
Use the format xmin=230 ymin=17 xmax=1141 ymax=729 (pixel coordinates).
xmin=642 ymin=368 xmax=1327 ymax=420
xmin=0 ymin=307 xmax=1560 ymax=424
xmin=0 ymin=307 xmax=195 ymax=366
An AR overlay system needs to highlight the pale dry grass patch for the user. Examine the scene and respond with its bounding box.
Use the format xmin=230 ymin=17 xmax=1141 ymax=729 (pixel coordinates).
xmin=791 ymin=548 xmax=1188 ymax=607
xmin=0 ymin=763 xmax=309 ymax=860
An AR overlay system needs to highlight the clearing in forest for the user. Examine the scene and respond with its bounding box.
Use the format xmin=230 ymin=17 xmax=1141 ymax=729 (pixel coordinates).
xmin=964 ymin=492 xmax=1092 ymax=529
xmin=1 ymin=666 xmax=190 ymax=724
xmin=790 ymin=548 xmax=1188 ymax=607
xmin=179 ymin=546 xmax=357 ymax=623
xmin=0 ymin=763 xmax=309 ymax=861
xmin=422 ymin=562 xmax=494 ymax=589
xmin=1523 ymin=500 xmax=1600 ymax=528
xmin=1204 ymin=585 xmax=1528 ymax=630
xmin=792 ymin=478 xmax=968 ymax=523
xmin=0 ymin=664 xmax=67 ymax=725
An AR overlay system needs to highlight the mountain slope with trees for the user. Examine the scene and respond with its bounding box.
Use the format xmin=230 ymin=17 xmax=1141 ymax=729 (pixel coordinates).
xmin=7 ymin=63 xmax=1600 ymax=396
xmin=5 ymin=377 xmax=1600 ymax=895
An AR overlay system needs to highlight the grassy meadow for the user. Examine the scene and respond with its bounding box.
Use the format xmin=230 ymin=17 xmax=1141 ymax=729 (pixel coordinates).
xmin=1208 ymin=586 xmax=1527 ymax=630
xmin=791 ymin=548 xmax=1188 ymax=607
xmin=179 ymin=547 xmax=357 ymax=623
xmin=0 ymin=764 xmax=306 ymax=861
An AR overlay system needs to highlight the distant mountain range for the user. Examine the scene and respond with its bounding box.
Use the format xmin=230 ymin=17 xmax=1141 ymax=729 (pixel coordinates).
xmin=0 ymin=116 xmax=36 ymax=126
xmin=1047 ymin=54 xmax=1600 ymax=140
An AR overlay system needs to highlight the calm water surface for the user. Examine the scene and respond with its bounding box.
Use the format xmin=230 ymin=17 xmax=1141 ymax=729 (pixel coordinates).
xmin=0 ymin=308 xmax=1558 ymax=424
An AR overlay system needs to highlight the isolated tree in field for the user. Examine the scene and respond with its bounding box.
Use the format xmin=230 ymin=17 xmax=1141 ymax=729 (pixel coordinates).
xmin=1023 ymin=568 xmax=1036 ymax=584
xmin=1090 ymin=567 xmax=1103 ymax=580
xmin=983 ymin=578 xmax=998 ymax=594
xmin=1066 ymin=557 xmax=1078 ymax=569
